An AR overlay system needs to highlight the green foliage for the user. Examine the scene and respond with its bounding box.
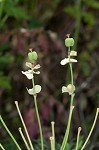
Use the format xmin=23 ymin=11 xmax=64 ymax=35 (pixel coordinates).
xmin=78 ymin=51 xmax=91 ymax=77
xmin=0 ymin=53 xmax=14 ymax=68
xmin=1 ymin=138 xmax=17 ymax=150
xmin=82 ymin=0 xmax=99 ymax=9
xmin=0 ymin=43 xmax=14 ymax=90
xmin=0 ymin=0 xmax=29 ymax=29
xmin=0 ymin=72 xmax=11 ymax=90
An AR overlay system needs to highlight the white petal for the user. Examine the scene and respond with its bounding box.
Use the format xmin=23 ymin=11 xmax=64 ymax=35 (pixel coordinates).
xmin=27 ymin=85 xmax=41 ymax=95
xmin=26 ymin=62 xmax=33 ymax=68
xmin=62 ymin=86 xmax=68 ymax=93
xmin=22 ymin=70 xmax=33 ymax=79
xmin=34 ymin=64 xmax=41 ymax=69
xmin=67 ymin=84 xmax=75 ymax=95
xmin=33 ymin=71 xmax=40 ymax=74
xmin=60 ymin=58 xmax=77 ymax=65
xmin=60 ymin=58 xmax=68 ymax=65
xmin=35 ymin=85 xmax=41 ymax=93
xmin=70 ymin=58 xmax=77 ymax=63
xmin=70 ymin=51 xmax=77 ymax=56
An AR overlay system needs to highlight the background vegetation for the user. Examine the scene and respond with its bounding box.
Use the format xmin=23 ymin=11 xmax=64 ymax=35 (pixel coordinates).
xmin=0 ymin=0 xmax=99 ymax=149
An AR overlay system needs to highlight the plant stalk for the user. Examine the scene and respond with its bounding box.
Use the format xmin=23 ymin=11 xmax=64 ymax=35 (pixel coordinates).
xmin=15 ymin=101 xmax=34 ymax=150
xmin=0 ymin=143 xmax=5 ymax=150
xmin=75 ymin=127 xmax=82 ymax=150
xmin=0 ymin=116 xmax=21 ymax=150
xmin=60 ymin=46 xmax=75 ymax=150
xmin=32 ymin=77 xmax=44 ymax=150
xmin=81 ymin=108 xmax=99 ymax=150
xmin=18 ymin=127 xmax=30 ymax=150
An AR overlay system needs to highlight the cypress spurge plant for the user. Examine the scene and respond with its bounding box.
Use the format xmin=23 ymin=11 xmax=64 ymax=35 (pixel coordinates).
xmin=0 ymin=36 xmax=99 ymax=150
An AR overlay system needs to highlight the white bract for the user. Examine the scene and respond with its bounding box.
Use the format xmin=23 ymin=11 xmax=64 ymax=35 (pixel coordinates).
xmin=62 ymin=84 xmax=75 ymax=95
xmin=22 ymin=70 xmax=33 ymax=79
xmin=60 ymin=58 xmax=77 ymax=65
xmin=22 ymin=63 xmax=40 ymax=79
xmin=26 ymin=85 xmax=41 ymax=95
xmin=70 ymin=50 xmax=77 ymax=56
xmin=26 ymin=62 xmax=41 ymax=69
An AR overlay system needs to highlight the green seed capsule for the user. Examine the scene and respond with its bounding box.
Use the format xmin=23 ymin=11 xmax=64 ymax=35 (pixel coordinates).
xmin=65 ymin=38 xmax=74 ymax=47
xmin=28 ymin=51 xmax=38 ymax=61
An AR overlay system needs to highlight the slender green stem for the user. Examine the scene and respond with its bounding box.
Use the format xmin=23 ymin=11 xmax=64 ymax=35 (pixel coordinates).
xmin=75 ymin=127 xmax=82 ymax=150
xmin=60 ymin=46 xmax=75 ymax=150
xmin=18 ymin=127 xmax=30 ymax=150
xmin=0 ymin=115 xmax=21 ymax=150
xmin=60 ymin=104 xmax=74 ymax=150
xmin=81 ymin=108 xmax=99 ymax=150
xmin=50 ymin=137 xmax=54 ymax=150
xmin=51 ymin=121 xmax=55 ymax=150
xmin=15 ymin=101 xmax=34 ymax=150
xmin=32 ymin=77 xmax=44 ymax=150
xmin=0 ymin=143 xmax=5 ymax=150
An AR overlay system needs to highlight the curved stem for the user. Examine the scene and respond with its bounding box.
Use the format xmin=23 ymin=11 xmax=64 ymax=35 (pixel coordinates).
xmin=81 ymin=109 xmax=99 ymax=150
xmin=32 ymin=78 xmax=44 ymax=150
xmin=0 ymin=116 xmax=21 ymax=150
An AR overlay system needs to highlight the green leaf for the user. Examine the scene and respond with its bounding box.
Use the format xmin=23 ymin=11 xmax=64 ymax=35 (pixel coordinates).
xmin=83 ymin=0 xmax=99 ymax=9
xmin=64 ymin=6 xmax=78 ymax=18
xmin=4 ymin=1 xmax=28 ymax=20
xmin=82 ymin=12 xmax=95 ymax=26
xmin=65 ymin=143 xmax=71 ymax=150
xmin=0 ymin=53 xmax=14 ymax=68
xmin=0 ymin=72 xmax=11 ymax=90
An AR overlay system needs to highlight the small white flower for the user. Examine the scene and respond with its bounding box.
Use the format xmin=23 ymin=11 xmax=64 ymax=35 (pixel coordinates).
xmin=60 ymin=58 xmax=77 ymax=65
xmin=62 ymin=84 xmax=75 ymax=95
xmin=70 ymin=51 xmax=77 ymax=56
xmin=22 ymin=70 xmax=33 ymax=79
xmin=26 ymin=85 xmax=41 ymax=95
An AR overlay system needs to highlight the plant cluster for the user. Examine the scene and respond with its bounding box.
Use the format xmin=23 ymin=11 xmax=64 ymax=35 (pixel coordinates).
xmin=0 ymin=36 xmax=99 ymax=150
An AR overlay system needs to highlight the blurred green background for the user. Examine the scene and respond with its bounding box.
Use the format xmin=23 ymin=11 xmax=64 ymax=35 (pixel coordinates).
xmin=0 ymin=0 xmax=99 ymax=149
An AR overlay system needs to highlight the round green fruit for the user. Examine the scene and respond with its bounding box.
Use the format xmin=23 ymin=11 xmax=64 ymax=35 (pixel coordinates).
xmin=65 ymin=38 xmax=74 ymax=47
xmin=28 ymin=51 xmax=38 ymax=61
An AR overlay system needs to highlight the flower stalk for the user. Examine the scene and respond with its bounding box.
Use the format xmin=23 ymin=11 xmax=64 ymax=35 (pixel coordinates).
xmin=0 ymin=143 xmax=5 ymax=150
xmin=0 ymin=115 xmax=21 ymax=150
xmin=15 ymin=101 xmax=34 ymax=150
xmin=81 ymin=108 xmax=99 ymax=150
xmin=50 ymin=137 xmax=54 ymax=150
xmin=18 ymin=127 xmax=30 ymax=150
xmin=31 ymin=74 xmax=44 ymax=150
xmin=75 ymin=127 xmax=82 ymax=150
xmin=60 ymin=36 xmax=76 ymax=150
xmin=21 ymin=49 xmax=44 ymax=150
xmin=51 ymin=121 xmax=55 ymax=150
